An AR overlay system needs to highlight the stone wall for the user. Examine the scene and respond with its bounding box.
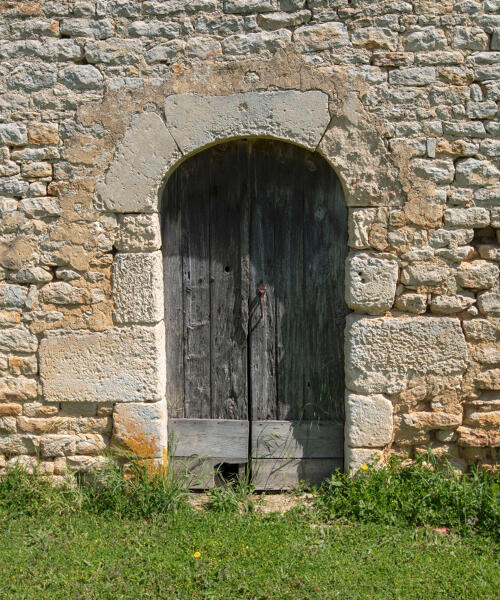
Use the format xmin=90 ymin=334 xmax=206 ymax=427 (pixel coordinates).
xmin=0 ymin=0 xmax=498 ymax=479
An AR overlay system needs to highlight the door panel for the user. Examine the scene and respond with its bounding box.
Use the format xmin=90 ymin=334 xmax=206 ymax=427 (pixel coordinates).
xmin=162 ymin=140 xmax=347 ymax=489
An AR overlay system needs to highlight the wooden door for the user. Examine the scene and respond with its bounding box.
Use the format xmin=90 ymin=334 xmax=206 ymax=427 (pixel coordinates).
xmin=162 ymin=140 xmax=347 ymax=489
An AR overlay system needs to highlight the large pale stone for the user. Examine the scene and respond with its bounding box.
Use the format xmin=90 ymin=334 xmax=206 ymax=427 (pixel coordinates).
xmin=345 ymin=252 xmax=398 ymax=315
xmin=112 ymin=399 xmax=167 ymax=459
xmin=95 ymin=112 xmax=180 ymax=213
xmin=112 ymin=252 xmax=163 ymax=324
xmin=164 ymin=90 xmax=330 ymax=154
xmin=39 ymin=324 xmax=166 ymax=403
xmin=400 ymin=263 xmax=449 ymax=287
xmin=477 ymin=292 xmax=500 ymax=317
xmin=115 ymin=213 xmax=161 ymax=252
xmin=345 ymin=315 xmax=468 ymax=395
xmin=456 ymin=260 xmax=499 ymax=290
xmin=345 ymin=392 xmax=393 ymax=448
xmin=345 ymin=447 xmax=383 ymax=472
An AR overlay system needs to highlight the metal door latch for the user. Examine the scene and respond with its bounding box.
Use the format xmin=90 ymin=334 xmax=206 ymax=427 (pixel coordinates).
xmin=257 ymin=282 xmax=267 ymax=318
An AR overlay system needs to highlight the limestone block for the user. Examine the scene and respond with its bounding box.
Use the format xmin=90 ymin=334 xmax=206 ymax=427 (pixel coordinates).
xmin=258 ymin=10 xmax=310 ymax=30
xmin=221 ymin=30 xmax=292 ymax=55
xmin=443 ymin=207 xmax=490 ymax=228
xmin=429 ymin=228 xmax=473 ymax=248
xmin=164 ymin=90 xmax=330 ymax=154
xmin=84 ymin=39 xmax=141 ymax=65
xmin=344 ymin=448 xmax=383 ymax=473
xmin=345 ymin=392 xmax=393 ymax=448
xmin=477 ymin=292 xmax=500 ymax=317
xmin=40 ymin=435 xmax=76 ymax=458
xmin=491 ymin=207 xmax=500 ymax=228
xmin=40 ymin=282 xmax=86 ymax=305
xmin=294 ymin=22 xmax=349 ymax=52
xmin=112 ymin=399 xmax=167 ymax=459
xmin=0 ymin=123 xmax=28 ymax=146
xmin=0 ymin=328 xmax=38 ymax=353
xmin=0 ymin=434 xmax=36 ymax=456
xmin=394 ymin=292 xmax=427 ymax=314
xmin=10 ymin=267 xmax=52 ymax=283
xmin=455 ymin=158 xmax=500 ymax=187
xmin=115 ymin=213 xmax=161 ymax=252
xmin=411 ymin=158 xmax=455 ymax=184
xmin=58 ymin=65 xmax=103 ymax=90
xmin=388 ymin=67 xmax=436 ymax=86
xmin=27 ymin=122 xmax=59 ymax=145
xmin=463 ymin=319 xmax=499 ymax=343
xmin=346 ymin=252 xmax=398 ymax=315
xmin=0 ymin=283 xmax=27 ymax=308
xmin=345 ymin=315 xmax=468 ymax=395
xmin=66 ymin=455 xmax=108 ymax=472
xmin=351 ymin=27 xmax=398 ymax=51
xmin=348 ymin=207 xmax=388 ymax=249
xmin=456 ymin=260 xmax=498 ymax=290
xmin=39 ymin=324 xmax=166 ymax=403
xmin=404 ymin=27 xmax=447 ymax=51
xmin=397 ymin=411 xmax=462 ymax=432
xmin=112 ymin=252 xmax=163 ymax=324
xmin=430 ymin=293 xmax=475 ymax=314
xmin=478 ymin=245 xmax=500 ymax=262
xmin=400 ymin=263 xmax=449 ymax=287
xmin=95 ymin=112 xmax=180 ymax=213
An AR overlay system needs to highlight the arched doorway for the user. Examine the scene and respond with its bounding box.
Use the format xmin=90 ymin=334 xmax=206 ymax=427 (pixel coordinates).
xmin=161 ymin=139 xmax=348 ymax=488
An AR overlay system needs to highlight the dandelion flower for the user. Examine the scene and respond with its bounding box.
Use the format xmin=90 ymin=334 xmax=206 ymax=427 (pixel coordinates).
xmin=360 ymin=464 xmax=369 ymax=471
xmin=193 ymin=551 xmax=201 ymax=558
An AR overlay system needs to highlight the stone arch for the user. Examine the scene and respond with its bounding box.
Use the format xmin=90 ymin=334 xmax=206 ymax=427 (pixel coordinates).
xmin=51 ymin=87 xmax=404 ymax=475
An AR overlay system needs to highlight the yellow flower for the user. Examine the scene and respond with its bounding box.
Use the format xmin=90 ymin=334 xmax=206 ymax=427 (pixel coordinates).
xmin=193 ymin=551 xmax=201 ymax=558
xmin=360 ymin=464 xmax=369 ymax=471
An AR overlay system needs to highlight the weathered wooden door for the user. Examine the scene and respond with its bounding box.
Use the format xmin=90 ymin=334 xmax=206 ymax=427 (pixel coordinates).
xmin=162 ymin=140 xmax=347 ymax=489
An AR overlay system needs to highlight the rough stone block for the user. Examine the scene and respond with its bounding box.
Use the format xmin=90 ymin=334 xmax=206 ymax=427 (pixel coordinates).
xmin=346 ymin=252 xmax=398 ymax=315
xmin=294 ymin=22 xmax=349 ymax=52
xmin=455 ymin=158 xmax=500 ymax=187
xmin=444 ymin=207 xmax=490 ymax=228
xmin=221 ymin=30 xmax=291 ymax=55
xmin=112 ymin=252 xmax=163 ymax=324
xmin=164 ymin=90 xmax=330 ymax=154
xmin=345 ymin=392 xmax=393 ymax=448
xmin=400 ymin=263 xmax=449 ymax=287
xmin=39 ymin=324 xmax=166 ymax=403
xmin=348 ymin=207 xmax=388 ymax=249
xmin=394 ymin=292 xmax=427 ymax=314
xmin=456 ymin=260 xmax=498 ymax=290
xmin=430 ymin=293 xmax=475 ymax=313
xmin=58 ymin=65 xmax=103 ymax=90
xmin=477 ymin=292 xmax=500 ymax=317
xmin=345 ymin=315 xmax=468 ymax=395
xmin=112 ymin=399 xmax=167 ymax=459
xmin=0 ymin=328 xmax=38 ymax=353
xmin=344 ymin=447 xmax=383 ymax=473
xmin=95 ymin=112 xmax=180 ymax=213
xmin=115 ymin=213 xmax=162 ymax=252
xmin=388 ymin=67 xmax=436 ymax=86
xmin=0 ymin=123 xmax=28 ymax=146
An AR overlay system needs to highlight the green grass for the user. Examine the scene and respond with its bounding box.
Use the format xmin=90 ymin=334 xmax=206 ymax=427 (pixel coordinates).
xmin=1 ymin=510 xmax=498 ymax=600
xmin=0 ymin=456 xmax=498 ymax=600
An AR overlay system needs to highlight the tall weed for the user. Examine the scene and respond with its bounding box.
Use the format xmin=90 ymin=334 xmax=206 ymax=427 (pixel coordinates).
xmin=316 ymin=452 xmax=499 ymax=536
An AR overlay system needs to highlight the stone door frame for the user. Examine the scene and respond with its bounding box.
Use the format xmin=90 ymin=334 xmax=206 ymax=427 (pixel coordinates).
xmin=42 ymin=88 xmax=401 ymax=473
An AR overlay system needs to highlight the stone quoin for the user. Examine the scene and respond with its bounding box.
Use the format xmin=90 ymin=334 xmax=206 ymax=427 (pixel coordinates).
xmin=0 ymin=0 xmax=499 ymax=484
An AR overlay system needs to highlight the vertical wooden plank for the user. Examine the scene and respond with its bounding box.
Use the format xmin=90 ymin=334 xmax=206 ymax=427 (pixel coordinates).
xmin=302 ymin=152 xmax=348 ymax=420
xmin=181 ymin=153 xmax=212 ymax=419
xmin=273 ymin=142 xmax=305 ymax=420
xmin=249 ymin=141 xmax=277 ymax=421
xmin=161 ymin=169 xmax=184 ymax=417
xmin=210 ymin=142 xmax=249 ymax=420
